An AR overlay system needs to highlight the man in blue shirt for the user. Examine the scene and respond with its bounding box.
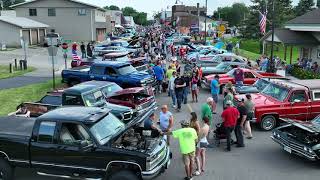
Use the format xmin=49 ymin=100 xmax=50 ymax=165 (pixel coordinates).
xmin=210 ymin=75 xmax=220 ymax=113
xmin=153 ymin=61 xmax=165 ymax=93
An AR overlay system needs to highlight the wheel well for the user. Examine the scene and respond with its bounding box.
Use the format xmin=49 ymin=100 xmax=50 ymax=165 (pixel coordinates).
xmin=106 ymin=162 xmax=142 ymax=179
xmin=261 ymin=114 xmax=279 ymax=122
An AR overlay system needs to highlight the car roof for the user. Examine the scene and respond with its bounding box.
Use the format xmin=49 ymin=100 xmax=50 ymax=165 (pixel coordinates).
xmin=93 ymin=61 xmax=130 ymax=67
xmin=38 ymin=107 xmax=110 ymax=123
xmin=80 ymin=81 xmax=116 ymax=88
xmin=289 ymin=80 xmax=320 ymax=90
xmin=220 ymin=62 xmax=246 ymax=65
xmin=64 ymin=83 xmax=103 ymax=95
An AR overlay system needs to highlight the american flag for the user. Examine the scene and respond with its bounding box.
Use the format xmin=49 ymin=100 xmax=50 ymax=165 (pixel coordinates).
xmin=259 ymin=11 xmax=267 ymax=34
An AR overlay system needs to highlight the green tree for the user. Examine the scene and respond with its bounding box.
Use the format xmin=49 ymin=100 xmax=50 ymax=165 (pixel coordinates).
xmin=1 ymin=0 xmax=25 ymax=10
xmin=294 ymin=0 xmax=315 ymax=16
xmin=121 ymin=7 xmax=148 ymax=26
xmin=122 ymin=7 xmax=137 ymax=16
xmin=213 ymin=3 xmax=248 ymax=27
xmin=104 ymin=5 xmax=120 ymax=10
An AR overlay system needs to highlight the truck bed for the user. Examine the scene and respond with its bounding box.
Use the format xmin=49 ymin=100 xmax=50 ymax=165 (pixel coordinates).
xmin=0 ymin=116 xmax=35 ymax=137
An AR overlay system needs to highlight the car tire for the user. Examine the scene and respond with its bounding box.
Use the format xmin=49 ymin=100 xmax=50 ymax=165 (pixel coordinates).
xmin=260 ymin=115 xmax=277 ymax=131
xmin=0 ymin=159 xmax=14 ymax=180
xmin=109 ymin=171 xmax=139 ymax=180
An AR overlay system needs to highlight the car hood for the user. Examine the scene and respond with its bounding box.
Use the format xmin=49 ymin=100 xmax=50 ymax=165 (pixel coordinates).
xmin=114 ymin=87 xmax=145 ymax=96
xmin=280 ymin=119 xmax=320 ymax=133
xmin=235 ymin=85 xmax=260 ymax=94
xmin=235 ymin=93 xmax=280 ymax=107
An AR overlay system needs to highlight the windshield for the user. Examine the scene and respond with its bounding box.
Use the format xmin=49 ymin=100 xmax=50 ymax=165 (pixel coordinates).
xmin=226 ymin=69 xmax=235 ymax=77
xmin=83 ymin=90 xmax=107 ymax=107
xmin=312 ymin=115 xmax=320 ymax=125
xmin=216 ymin=63 xmax=229 ymax=70
xmin=101 ymin=84 xmax=123 ymax=97
xmin=261 ymin=83 xmax=289 ymax=101
xmin=117 ymin=65 xmax=137 ymax=75
xmin=90 ymin=114 xmax=125 ymax=145
xmin=254 ymin=79 xmax=270 ymax=91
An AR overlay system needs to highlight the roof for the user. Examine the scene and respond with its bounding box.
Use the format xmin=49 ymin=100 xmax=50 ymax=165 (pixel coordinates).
xmin=286 ymin=8 xmax=320 ymax=25
xmin=10 ymin=0 xmax=105 ymax=11
xmin=93 ymin=61 xmax=130 ymax=68
xmin=0 ymin=16 xmax=49 ymax=28
xmin=261 ymin=28 xmax=319 ymax=45
xmin=64 ymin=84 xmax=101 ymax=95
xmin=290 ymin=80 xmax=320 ymax=90
xmin=38 ymin=107 xmax=110 ymax=123
xmin=80 ymin=80 xmax=115 ymax=88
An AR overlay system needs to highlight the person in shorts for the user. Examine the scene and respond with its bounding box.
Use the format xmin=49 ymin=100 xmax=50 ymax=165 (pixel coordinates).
xmin=210 ymin=75 xmax=220 ymax=113
xmin=169 ymin=120 xmax=198 ymax=180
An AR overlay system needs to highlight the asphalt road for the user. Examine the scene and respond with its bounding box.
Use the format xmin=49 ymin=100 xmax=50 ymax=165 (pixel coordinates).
xmin=12 ymin=88 xmax=320 ymax=180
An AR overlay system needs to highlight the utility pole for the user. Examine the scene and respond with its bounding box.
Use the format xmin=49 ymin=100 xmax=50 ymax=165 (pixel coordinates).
xmin=204 ymin=0 xmax=208 ymax=44
xmin=268 ymin=0 xmax=275 ymax=73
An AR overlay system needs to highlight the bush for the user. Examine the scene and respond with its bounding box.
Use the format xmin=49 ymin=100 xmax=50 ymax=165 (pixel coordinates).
xmin=290 ymin=65 xmax=320 ymax=79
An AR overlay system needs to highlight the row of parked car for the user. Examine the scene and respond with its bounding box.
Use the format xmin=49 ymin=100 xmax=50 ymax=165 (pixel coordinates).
xmin=0 ymin=32 xmax=172 ymax=180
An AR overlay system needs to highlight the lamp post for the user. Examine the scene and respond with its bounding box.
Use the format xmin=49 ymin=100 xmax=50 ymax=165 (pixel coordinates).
xmin=268 ymin=0 xmax=276 ymax=73
xmin=204 ymin=0 xmax=208 ymax=44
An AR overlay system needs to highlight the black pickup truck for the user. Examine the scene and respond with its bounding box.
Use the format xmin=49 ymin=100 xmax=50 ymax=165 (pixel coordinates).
xmin=0 ymin=107 xmax=171 ymax=180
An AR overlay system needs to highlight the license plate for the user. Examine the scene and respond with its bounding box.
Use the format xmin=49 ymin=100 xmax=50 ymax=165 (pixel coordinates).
xmin=284 ymin=146 xmax=292 ymax=153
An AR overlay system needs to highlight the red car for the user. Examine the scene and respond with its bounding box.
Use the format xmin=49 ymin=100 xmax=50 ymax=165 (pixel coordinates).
xmin=235 ymin=79 xmax=320 ymax=131
xmin=202 ymin=68 xmax=282 ymax=93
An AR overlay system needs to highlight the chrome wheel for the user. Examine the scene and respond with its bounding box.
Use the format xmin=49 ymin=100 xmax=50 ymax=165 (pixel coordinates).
xmin=261 ymin=115 xmax=276 ymax=131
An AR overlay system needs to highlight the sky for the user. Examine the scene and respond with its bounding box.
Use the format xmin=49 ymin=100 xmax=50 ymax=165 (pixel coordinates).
xmin=79 ymin=0 xmax=300 ymax=19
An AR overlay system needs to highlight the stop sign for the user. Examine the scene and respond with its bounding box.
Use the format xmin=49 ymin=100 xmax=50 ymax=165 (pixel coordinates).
xmin=62 ymin=43 xmax=68 ymax=50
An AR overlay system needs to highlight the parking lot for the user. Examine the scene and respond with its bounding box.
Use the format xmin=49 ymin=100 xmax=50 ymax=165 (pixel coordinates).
xmin=13 ymin=88 xmax=320 ymax=180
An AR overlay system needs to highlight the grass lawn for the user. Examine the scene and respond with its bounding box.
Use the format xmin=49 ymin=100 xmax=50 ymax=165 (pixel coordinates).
xmin=0 ymin=79 xmax=63 ymax=116
xmin=227 ymin=37 xmax=300 ymax=64
xmin=0 ymin=65 xmax=36 ymax=79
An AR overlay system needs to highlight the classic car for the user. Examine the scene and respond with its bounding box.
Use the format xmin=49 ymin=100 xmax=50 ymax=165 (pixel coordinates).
xmin=201 ymin=61 xmax=249 ymax=77
xmin=235 ymin=79 xmax=320 ymax=131
xmin=203 ymin=68 xmax=282 ymax=92
xmin=0 ymin=107 xmax=171 ymax=180
xmin=62 ymin=61 xmax=156 ymax=88
xmin=271 ymin=116 xmax=320 ymax=161
xmin=20 ymin=83 xmax=134 ymax=122
xmin=235 ymin=77 xmax=290 ymax=94
xmin=71 ymin=52 xmax=147 ymax=71
xmin=199 ymin=53 xmax=246 ymax=63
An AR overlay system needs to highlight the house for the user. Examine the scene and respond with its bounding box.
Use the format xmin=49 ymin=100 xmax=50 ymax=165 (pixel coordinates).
xmin=11 ymin=0 xmax=109 ymax=42
xmin=261 ymin=8 xmax=320 ymax=64
xmin=0 ymin=15 xmax=49 ymax=47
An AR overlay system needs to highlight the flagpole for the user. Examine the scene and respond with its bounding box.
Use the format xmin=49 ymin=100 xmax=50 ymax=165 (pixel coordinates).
xmin=268 ymin=0 xmax=275 ymax=73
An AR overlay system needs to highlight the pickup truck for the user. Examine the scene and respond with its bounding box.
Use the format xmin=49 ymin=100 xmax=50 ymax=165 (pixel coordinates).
xmin=0 ymin=107 xmax=171 ymax=180
xmin=62 ymin=61 xmax=156 ymax=88
xmin=235 ymin=79 xmax=320 ymax=131
xmin=20 ymin=82 xmax=134 ymax=122
xmin=203 ymin=68 xmax=282 ymax=93
xmin=271 ymin=116 xmax=320 ymax=161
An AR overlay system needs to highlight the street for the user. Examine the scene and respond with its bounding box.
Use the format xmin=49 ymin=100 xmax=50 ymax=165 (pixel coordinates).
xmin=13 ymin=89 xmax=320 ymax=180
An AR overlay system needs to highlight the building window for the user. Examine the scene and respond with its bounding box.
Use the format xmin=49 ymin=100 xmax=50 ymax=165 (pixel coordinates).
xmin=48 ymin=8 xmax=56 ymax=16
xmin=78 ymin=8 xmax=87 ymax=16
xmin=29 ymin=8 xmax=37 ymax=16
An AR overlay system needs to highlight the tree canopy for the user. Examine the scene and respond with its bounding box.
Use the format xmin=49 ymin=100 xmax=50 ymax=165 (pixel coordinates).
xmin=213 ymin=3 xmax=249 ymax=27
xmin=294 ymin=0 xmax=315 ymax=16
xmin=1 ymin=0 xmax=25 ymax=10
xmin=104 ymin=5 xmax=120 ymax=10
xmin=122 ymin=6 xmax=148 ymax=26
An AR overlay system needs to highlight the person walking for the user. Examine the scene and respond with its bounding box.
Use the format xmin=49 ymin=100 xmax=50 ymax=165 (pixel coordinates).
xmin=223 ymin=88 xmax=234 ymax=109
xmin=169 ymin=71 xmax=177 ymax=108
xmin=174 ymin=73 xmax=186 ymax=112
xmin=80 ymin=42 xmax=86 ymax=58
xmin=244 ymin=94 xmax=254 ymax=139
xmin=183 ymin=72 xmax=191 ymax=104
xmin=169 ymin=121 xmax=198 ymax=180
xmin=72 ymin=42 xmax=77 ymax=55
xmin=191 ymin=73 xmax=199 ymax=102
xmin=235 ymin=99 xmax=247 ymax=147
xmin=159 ymin=105 xmax=174 ymax=145
xmin=221 ymin=100 xmax=240 ymax=151
xmin=86 ymin=42 xmax=93 ymax=57
xmin=210 ymin=75 xmax=219 ymax=113
xmin=153 ymin=61 xmax=165 ymax=94
xmin=201 ymin=97 xmax=214 ymax=128
xmin=233 ymin=66 xmax=244 ymax=87
xmin=195 ymin=116 xmax=210 ymax=176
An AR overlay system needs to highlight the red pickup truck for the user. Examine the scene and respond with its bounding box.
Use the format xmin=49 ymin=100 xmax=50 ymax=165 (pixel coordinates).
xmin=235 ymin=79 xmax=320 ymax=131
xmin=202 ymin=68 xmax=282 ymax=93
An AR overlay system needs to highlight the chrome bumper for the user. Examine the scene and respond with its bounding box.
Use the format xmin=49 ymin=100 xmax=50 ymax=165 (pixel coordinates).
xmin=141 ymin=147 xmax=171 ymax=180
xmin=271 ymin=135 xmax=318 ymax=161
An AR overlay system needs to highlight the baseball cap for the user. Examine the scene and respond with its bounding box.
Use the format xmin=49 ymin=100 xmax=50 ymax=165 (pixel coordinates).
xmin=226 ymin=100 xmax=233 ymax=105
xmin=180 ymin=120 xmax=190 ymax=126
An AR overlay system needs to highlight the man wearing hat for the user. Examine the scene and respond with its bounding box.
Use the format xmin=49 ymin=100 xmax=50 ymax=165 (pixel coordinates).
xmin=168 ymin=120 xmax=198 ymax=180
xmin=221 ymin=100 xmax=240 ymax=151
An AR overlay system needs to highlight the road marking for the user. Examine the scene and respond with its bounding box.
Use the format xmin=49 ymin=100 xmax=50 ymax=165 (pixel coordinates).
xmin=187 ymin=104 xmax=193 ymax=112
